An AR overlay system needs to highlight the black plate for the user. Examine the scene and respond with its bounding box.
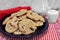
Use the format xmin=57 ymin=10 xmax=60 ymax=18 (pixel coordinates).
xmin=0 ymin=15 xmax=49 ymax=38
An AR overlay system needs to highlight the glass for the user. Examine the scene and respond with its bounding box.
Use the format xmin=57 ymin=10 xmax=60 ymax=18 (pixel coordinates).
xmin=31 ymin=0 xmax=56 ymax=16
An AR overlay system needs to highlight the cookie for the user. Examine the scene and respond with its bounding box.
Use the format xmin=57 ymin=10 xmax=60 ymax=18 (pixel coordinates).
xmin=26 ymin=11 xmax=45 ymax=22
xmin=22 ymin=27 xmax=36 ymax=35
xmin=38 ymin=16 xmax=45 ymax=22
xmin=10 ymin=13 xmax=17 ymax=17
xmin=23 ymin=23 xmax=37 ymax=35
xmin=16 ymin=9 xmax=27 ymax=16
xmin=32 ymin=12 xmax=45 ymax=22
xmin=20 ymin=15 xmax=27 ymax=20
xmin=19 ymin=19 xmax=32 ymax=31
xmin=13 ymin=30 xmax=22 ymax=35
xmin=26 ymin=11 xmax=39 ymax=20
xmin=5 ymin=17 xmax=19 ymax=33
xmin=3 ymin=17 xmax=11 ymax=25
xmin=5 ymin=21 xmax=18 ymax=33
xmin=19 ymin=19 xmax=37 ymax=35
xmin=36 ymin=21 xmax=43 ymax=26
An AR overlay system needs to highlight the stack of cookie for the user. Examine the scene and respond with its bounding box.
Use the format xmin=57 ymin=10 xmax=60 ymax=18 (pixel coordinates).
xmin=3 ymin=9 xmax=45 ymax=35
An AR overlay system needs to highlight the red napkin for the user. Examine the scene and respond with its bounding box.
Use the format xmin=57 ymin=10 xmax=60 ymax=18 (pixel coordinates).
xmin=0 ymin=6 xmax=31 ymax=20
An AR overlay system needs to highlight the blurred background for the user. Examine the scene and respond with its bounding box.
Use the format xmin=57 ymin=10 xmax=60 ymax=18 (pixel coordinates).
xmin=0 ymin=0 xmax=60 ymax=10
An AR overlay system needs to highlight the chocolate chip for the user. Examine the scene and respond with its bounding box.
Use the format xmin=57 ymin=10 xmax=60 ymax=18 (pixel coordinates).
xmin=15 ymin=20 xmax=17 ymax=22
xmin=10 ymin=17 xmax=12 ymax=19
xmin=30 ymin=13 xmax=32 ymax=15
xmin=16 ymin=16 xmax=20 ymax=18
xmin=22 ymin=25 xmax=25 ymax=29
xmin=30 ymin=27 xmax=34 ymax=31
xmin=26 ymin=17 xmax=36 ymax=22
xmin=9 ymin=23 xmax=13 ymax=26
